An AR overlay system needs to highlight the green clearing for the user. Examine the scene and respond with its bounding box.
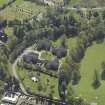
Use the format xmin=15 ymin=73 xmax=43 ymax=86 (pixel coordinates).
xmin=74 ymin=41 xmax=105 ymax=105
xmin=68 ymin=0 xmax=99 ymax=7
xmin=0 ymin=0 xmax=47 ymax=20
xmin=52 ymin=37 xmax=77 ymax=48
xmin=41 ymin=51 xmax=53 ymax=60
xmin=17 ymin=67 xmax=59 ymax=99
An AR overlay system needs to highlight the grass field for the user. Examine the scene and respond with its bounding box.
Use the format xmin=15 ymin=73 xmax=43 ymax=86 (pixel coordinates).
xmin=17 ymin=67 xmax=59 ymax=99
xmin=74 ymin=41 xmax=105 ymax=105
xmin=0 ymin=0 xmax=47 ymax=20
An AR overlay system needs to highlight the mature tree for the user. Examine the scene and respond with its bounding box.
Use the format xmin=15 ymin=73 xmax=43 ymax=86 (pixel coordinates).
xmin=52 ymin=45 xmax=67 ymax=58
xmin=58 ymin=71 xmax=67 ymax=100
xmin=60 ymin=35 xmax=67 ymax=48
xmin=66 ymin=83 xmax=75 ymax=102
xmin=95 ymin=22 xmax=105 ymax=41
xmin=72 ymin=70 xmax=81 ymax=85
xmin=14 ymin=26 xmax=25 ymax=40
xmin=70 ymin=45 xmax=85 ymax=62
xmin=37 ymin=39 xmax=52 ymax=51
xmin=45 ymin=58 xmax=59 ymax=71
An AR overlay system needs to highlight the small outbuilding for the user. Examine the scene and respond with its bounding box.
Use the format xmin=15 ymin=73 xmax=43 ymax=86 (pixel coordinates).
xmin=31 ymin=77 xmax=38 ymax=82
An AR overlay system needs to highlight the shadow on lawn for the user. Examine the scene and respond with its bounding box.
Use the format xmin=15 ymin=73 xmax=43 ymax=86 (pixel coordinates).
xmin=92 ymin=80 xmax=101 ymax=89
xmin=101 ymin=70 xmax=105 ymax=80
xmin=72 ymin=76 xmax=81 ymax=85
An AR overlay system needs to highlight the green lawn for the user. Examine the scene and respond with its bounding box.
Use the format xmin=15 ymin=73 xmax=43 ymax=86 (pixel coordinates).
xmin=17 ymin=67 xmax=59 ymax=99
xmin=74 ymin=41 xmax=105 ymax=105
xmin=40 ymin=51 xmax=53 ymax=60
xmin=0 ymin=0 xmax=47 ymax=20
xmin=0 ymin=0 xmax=7 ymax=7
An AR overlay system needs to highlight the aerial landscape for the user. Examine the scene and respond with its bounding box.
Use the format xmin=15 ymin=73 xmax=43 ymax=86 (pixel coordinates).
xmin=0 ymin=0 xmax=105 ymax=105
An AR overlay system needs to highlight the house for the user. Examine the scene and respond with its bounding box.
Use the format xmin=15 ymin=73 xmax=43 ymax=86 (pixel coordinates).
xmin=2 ymin=92 xmax=21 ymax=104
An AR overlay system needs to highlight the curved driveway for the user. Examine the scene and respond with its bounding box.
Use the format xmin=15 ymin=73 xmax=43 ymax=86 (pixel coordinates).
xmin=12 ymin=45 xmax=41 ymax=94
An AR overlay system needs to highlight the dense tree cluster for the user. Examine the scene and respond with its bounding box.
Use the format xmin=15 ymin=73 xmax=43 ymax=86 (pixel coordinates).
xmin=52 ymin=45 xmax=67 ymax=58
xmin=0 ymin=45 xmax=10 ymax=97
xmin=37 ymin=39 xmax=52 ymax=51
xmin=23 ymin=52 xmax=39 ymax=64
xmin=9 ymin=8 xmax=80 ymax=63
xmin=45 ymin=57 xmax=59 ymax=71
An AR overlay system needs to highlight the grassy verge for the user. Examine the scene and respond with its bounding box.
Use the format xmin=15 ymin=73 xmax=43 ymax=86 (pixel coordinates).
xmin=74 ymin=41 xmax=105 ymax=105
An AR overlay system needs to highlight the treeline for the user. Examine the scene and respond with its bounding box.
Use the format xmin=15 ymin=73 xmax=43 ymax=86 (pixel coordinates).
xmin=0 ymin=45 xmax=9 ymax=97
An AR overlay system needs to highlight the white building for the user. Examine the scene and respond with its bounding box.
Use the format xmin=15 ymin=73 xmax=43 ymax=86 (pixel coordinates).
xmin=2 ymin=92 xmax=21 ymax=104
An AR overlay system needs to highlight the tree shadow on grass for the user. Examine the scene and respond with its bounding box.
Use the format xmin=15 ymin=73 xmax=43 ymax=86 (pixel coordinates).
xmin=92 ymin=81 xmax=101 ymax=89
xmin=72 ymin=80 xmax=80 ymax=85
xmin=96 ymin=39 xmax=104 ymax=44
xmin=101 ymin=70 xmax=105 ymax=80
xmin=72 ymin=76 xmax=81 ymax=85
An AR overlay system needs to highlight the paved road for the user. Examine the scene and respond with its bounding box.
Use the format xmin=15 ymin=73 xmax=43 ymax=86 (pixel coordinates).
xmin=12 ymin=44 xmax=42 ymax=94
xmin=63 ymin=7 xmax=105 ymax=11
